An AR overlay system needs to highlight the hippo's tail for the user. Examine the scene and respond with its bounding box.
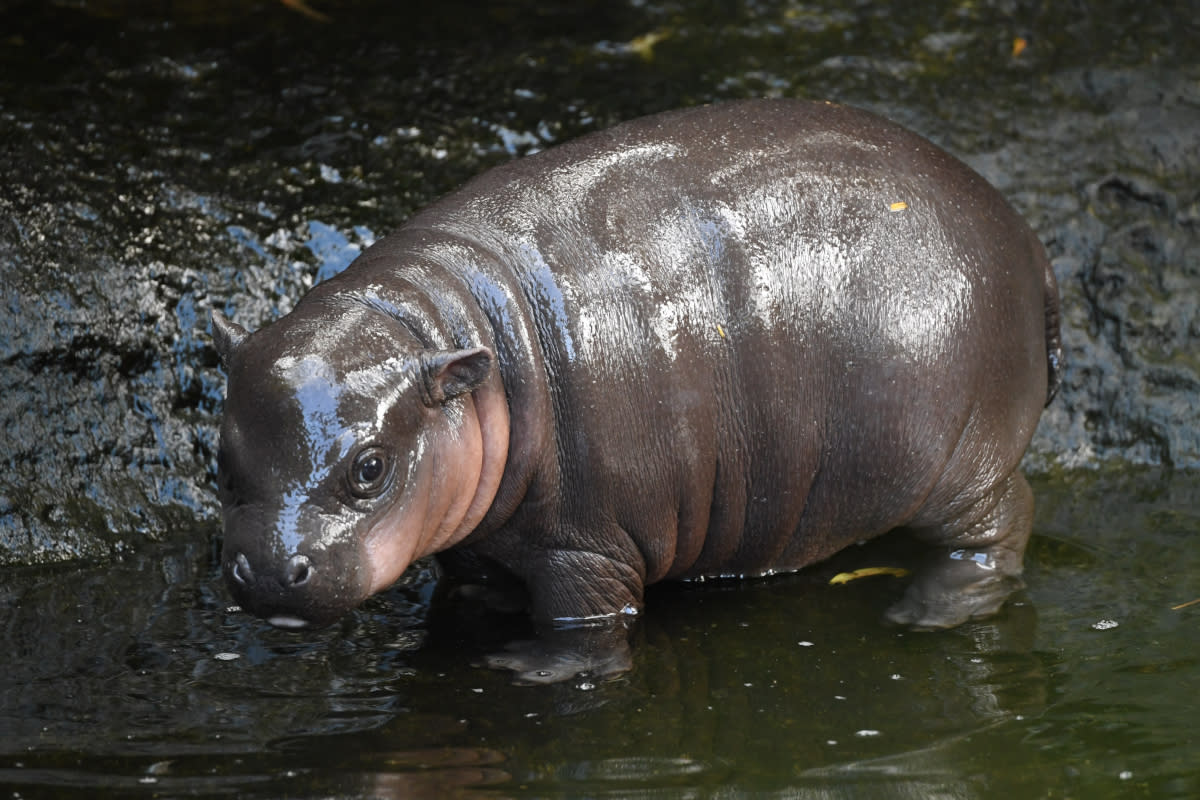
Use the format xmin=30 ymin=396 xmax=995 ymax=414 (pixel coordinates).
xmin=1041 ymin=250 xmax=1064 ymax=406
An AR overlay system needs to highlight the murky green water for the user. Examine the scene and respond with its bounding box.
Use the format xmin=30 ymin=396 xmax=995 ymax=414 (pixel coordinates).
xmin=2 ymin=0 xmax=1198 ymax=796
xmin=3 ymin=471 xmax=1198 ymax=798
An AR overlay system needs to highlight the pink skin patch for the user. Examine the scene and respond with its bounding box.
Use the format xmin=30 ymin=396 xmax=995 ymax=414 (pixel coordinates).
xmin=364 ymin=372 xmax=510 ymax=595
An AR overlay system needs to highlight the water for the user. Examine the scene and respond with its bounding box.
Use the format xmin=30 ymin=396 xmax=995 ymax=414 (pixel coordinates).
xmin=2 ymin=471 xmax=1197 ymax=798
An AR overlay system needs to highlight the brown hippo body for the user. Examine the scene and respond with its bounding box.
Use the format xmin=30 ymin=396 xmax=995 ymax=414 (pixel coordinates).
xmin=213 ymin=99 xmax=1062 ymax=682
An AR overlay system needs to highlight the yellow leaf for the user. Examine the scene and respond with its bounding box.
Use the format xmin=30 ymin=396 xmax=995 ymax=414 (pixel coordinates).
xmin=889 ymin=201 xmax=908 ymax=212
xmin=629 ymin=30 xmax=670 ymax=60
xmin=279 ymin=0 xmax=331 ymax=22
xmin=830 ymin=566 xmax=910 ymax=585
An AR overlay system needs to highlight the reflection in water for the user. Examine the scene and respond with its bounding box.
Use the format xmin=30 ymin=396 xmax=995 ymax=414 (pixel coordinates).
xmin=798 ymin=732 xmax=990 ymax=800
xmin=360 ymin=748 xmax=510 ymax=799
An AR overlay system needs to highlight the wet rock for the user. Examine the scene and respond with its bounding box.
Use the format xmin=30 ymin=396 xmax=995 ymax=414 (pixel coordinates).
xmin=1022 ymin=73 xmax=1200 ymax=470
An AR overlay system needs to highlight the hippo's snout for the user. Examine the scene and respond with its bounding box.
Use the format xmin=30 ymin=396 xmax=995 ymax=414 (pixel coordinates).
xmin=224 ymin=543 xmax=363 ymax=630
xmin=284 ymin=553 xmax=313 ymax=587
xmin=227 ymin=551 xmax=317 ymax=628
xmin=230 ymin=551 xmax=313 ymax=591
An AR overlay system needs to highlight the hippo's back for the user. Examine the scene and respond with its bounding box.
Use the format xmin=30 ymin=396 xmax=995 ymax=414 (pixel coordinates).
xmin=366 ymin=99 xmax=1052 ymax=582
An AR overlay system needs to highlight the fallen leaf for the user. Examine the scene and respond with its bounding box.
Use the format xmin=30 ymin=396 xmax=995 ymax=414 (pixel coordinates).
xmin=830 ymin=566 xmax=910 ymax=585
xmin=280 ymin=0 xmax=331 ymax=22
xmin=629 ymin=30 xmax=670 ymax=60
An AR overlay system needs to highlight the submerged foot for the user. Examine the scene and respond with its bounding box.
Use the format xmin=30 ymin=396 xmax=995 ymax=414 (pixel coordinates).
xmin=885 ymin=548 xmax=1025 ymax=630
xmin=483 ymin=624 xmax=633 ymax=685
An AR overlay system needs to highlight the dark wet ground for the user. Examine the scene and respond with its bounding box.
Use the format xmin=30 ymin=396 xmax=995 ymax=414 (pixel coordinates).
xmin=1 ymin=0 xmax=1198 ymax=796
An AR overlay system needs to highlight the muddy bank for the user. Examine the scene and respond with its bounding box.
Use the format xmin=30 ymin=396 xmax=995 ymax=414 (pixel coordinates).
xmin=0 ymin=0 xmax=1197 ymax=564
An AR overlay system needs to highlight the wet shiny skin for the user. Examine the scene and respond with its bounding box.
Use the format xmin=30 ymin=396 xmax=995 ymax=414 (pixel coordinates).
xmin=214 ymin=99 xmax=1060 ymax=678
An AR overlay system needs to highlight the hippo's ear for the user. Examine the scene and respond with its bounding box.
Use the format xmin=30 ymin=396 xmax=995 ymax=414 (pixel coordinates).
xmin=211 ymin=309 xmax=250 ymax=367
xmin=419 ymin=347 xmax=494 ymax=406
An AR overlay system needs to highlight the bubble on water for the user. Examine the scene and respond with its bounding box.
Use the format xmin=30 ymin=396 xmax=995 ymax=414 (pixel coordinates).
xmin=213 ymin=652 xmax=240 ymax=661
xmin=1092 ymin=619 xmax=1120 ymax=631
xmin=854 ymin=729 xmax=881 ymax=738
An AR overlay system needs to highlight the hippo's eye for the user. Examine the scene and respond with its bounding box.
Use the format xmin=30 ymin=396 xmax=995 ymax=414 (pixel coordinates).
xmin=349 ymin=446 xmax=391 ymax=498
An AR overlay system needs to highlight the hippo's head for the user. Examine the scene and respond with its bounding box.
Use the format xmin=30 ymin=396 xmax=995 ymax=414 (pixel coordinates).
xmin=210 ymin=305 xmax=502 ymax=628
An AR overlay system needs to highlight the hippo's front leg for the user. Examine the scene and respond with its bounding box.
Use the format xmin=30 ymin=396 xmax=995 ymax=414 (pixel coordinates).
xmin=484 ymin=538 xmax=645 ymax=684
xmin=525 ymin=545 xmax=646 ymax=623
xmin=885 ymin=471 xmax=1034 ymax=630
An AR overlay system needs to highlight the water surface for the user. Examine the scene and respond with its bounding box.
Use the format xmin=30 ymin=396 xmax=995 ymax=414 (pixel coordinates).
xmin=3 ymin=471 xmax=1197 ymax=798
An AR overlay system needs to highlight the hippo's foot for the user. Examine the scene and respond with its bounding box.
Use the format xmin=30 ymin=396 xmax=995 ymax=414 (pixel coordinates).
xmin=886 ymin=471 xmax=1034 ymax=631
xmin=483 ymin=624 xmax=633 ymax=686
xmin=885 ymin=564 xmax=1025 ymax=630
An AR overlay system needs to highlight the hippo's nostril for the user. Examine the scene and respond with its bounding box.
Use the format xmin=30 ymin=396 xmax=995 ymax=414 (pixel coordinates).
xmin=285 ymin=554 xmax=313 ymax=587
xmin=232 ymin=552 xmax=254 ymax=585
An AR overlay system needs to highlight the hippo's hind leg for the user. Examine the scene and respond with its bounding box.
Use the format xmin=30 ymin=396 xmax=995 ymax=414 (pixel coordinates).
xmin=886 ymin=470 xmax=1034 ymax=630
